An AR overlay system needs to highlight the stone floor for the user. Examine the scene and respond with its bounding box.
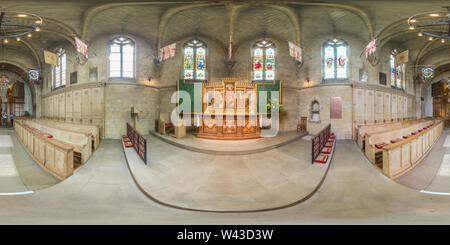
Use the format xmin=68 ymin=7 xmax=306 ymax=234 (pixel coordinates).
xmin=150 ymin=131 xmax=306 ymax=155
xmin=3 ymin=130 xmax=450 ymax=224
xmin=124 ymin=134 xmax=329 ymax=211
xmin=0 ymin=129 xmax=59 ymax=193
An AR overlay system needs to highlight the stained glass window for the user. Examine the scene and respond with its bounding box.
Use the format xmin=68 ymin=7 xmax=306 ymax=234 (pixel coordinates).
xmin=390 ymin=53 xmax=405 ymax=89
xmin=323 ymin=39 xmax=348 ymax=81
xmin=390 ymin=54 xmax=396 ymax=86
xmin=183 ymin=40 xmax=207 ymax=81
xmin=253 ymin=40 xmax=276 ymax=81
xmin=108 ymin=37 xmax=135 ymax=79
xmin=52 ymin=48 xmax=66 ymax=89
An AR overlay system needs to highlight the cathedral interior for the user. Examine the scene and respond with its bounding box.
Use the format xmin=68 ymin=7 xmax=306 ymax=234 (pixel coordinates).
xmin=1 ymin=0 xmax=450 ymax=225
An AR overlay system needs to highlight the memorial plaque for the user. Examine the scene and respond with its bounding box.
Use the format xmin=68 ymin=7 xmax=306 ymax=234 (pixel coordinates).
xmin=330 ymin=96 xmax=342 ymax=119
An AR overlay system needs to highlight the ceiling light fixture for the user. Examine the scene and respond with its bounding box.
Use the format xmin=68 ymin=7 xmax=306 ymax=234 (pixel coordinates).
xmin=408 ymin=7 xmax=450 ymax=42
xmin=0 ymin=11 xmax=42 ymax=41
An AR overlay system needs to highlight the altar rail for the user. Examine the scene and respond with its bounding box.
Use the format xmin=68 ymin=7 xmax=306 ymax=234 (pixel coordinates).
xmin=127 ymin=123 xmax=147 ymax=164
xmin=312 ymin=124 xmax=331 ymax=164
xmin=14 ymin=120 xmax=74 ymax=180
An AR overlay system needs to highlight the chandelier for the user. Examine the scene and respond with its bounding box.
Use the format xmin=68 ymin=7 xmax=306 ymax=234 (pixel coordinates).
xmin=408 ymin=7 xmax=450 ymax=43
xmin=0 ymin=10 xmax=43 ymax=43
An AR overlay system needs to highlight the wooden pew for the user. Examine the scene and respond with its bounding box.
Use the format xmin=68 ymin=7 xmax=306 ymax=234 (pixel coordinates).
xmin=20 ymin=120 xmax=92 ymax=166
xmin=32 ymin=119 xmax=100 ymax=150
xmin=365 ymin=120 xmax=434 ymax=166
xmin=14 ymin=120 xmax=74 ymax=180
xmin=357 ymin=119 xmax=423 ymax=149
xmin=382 ymin=120 xmax=444 ymax=178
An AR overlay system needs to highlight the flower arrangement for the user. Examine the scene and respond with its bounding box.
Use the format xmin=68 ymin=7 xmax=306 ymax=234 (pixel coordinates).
xmin=266 ymin=98 xmax=283 ymax=113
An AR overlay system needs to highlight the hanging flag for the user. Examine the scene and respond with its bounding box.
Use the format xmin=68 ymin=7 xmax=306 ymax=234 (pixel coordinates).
xmin=365 ymin=38 xmax=377 ymax=58
xmin=288 ymin=41 xmax=296 ymax=57
xmin=28 ymin=69 xmax=40 ymax=84
xmin=163 ymin=45 xmax=170 ymax=60
xmin=288 ymin=41 xmax=302 ymax=63
xmin=75 ymin=36 xmax=88 ymax=59
xmin=395 ymin=50 xmax=409 ymax=66
xmin=44 ymin=50 xmax=58 ymax=66
xmin=169 ymin=43 xmax=176 ymax=57
xmin=159 ymin=43 xmax=177 ymax=62
xmin=422 ymin=66 xmax=434 ymax=80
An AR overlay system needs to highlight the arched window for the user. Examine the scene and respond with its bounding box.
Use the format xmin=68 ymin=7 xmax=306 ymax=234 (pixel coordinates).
xmin=390 ymin=52 xmax=405 ymax=89
xmin=323 ymin=39 xmax=349 ymax=80
xmin=108 ymin=37 xmax=135 ymax=79
xmin=183 ymin=40 xmax=207 ymax=81
xmin=52 ymin=48 xmax=66 ymax=89
xmin=253 ymin=40 xmax=275 ymax=81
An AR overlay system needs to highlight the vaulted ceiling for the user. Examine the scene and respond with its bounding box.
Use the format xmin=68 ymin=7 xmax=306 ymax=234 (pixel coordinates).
xmin=0 ymin=0 xmax=449 ymax=71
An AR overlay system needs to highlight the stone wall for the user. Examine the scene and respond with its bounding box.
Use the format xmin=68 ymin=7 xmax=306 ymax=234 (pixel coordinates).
xmin=104 ymin=83 xmax=159 ymax=138
xmin=298 ymin=84 xmax=353 ymax=139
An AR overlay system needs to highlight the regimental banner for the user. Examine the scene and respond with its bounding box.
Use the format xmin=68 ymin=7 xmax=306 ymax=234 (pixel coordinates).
xmin=159 ymin=42 xmax=176 ymax=62
xmin=74 ymin=36 xmax=88 ymax=59
xmin=365 ymin=38 xmax=377 ymax=58
xmin=288 ymin=41 xmax=302 ymax=63
xmin=422 ymin=66 xmax=434 ymax=80
xmin=169 ymin=43 xmax=176 ymax=57
xmin=395 ymin=50 xmax=409 ymax=66
xmin=28 ymin=69 xmax=40 ymax=84
xmin=44 ymin=50 xmax=58 ymax=66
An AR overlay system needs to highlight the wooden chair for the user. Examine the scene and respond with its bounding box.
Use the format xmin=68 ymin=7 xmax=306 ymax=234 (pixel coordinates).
xmin=297 ymin=117 xmax=307 ymax=133
xmin=158 ymin=112 xmax=174 ymax=135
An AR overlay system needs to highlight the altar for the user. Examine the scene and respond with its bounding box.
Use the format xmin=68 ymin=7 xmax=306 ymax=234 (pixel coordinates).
xmin=178 ymin=78 xmax=281 ymax=140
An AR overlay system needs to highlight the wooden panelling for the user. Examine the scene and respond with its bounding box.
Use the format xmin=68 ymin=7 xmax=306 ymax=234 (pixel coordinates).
xmin=392 ymin=94 xmax=397 ymax=120
xmin=40 ymin=83 xmax=104 ymax=136
xmin=384 ymin=93 xmax=391 ymax=121
xmin=365 ymin=90 xmax=375 ymax=123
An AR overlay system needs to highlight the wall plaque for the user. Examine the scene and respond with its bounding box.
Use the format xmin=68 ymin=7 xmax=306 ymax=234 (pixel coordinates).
xmin=379 ymin=72 xmax=387 ymax=85
xmin=330 ymin=96 xmax=342 ymax=119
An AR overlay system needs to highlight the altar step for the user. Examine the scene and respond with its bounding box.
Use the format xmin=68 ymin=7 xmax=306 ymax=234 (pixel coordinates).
xmin=148 ymin=131 xmax=308 ymax=155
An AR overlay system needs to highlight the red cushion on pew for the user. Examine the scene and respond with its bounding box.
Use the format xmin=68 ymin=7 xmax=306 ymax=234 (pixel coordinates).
xmin=390 ymin=138 xmax=401 ymax=144
xmin=164 ymin=122 xmax=173 ymax=127
xmin=375 ymin=143 xmax=387 ymax=149
xmin=325 ymin=142 xmax=333 ymax=147
xmin=403 ymin=135 xmax=410 ymax=139
xmin=418 ymin=129 xmax=423 ymax=132
xmin=43 ymin=134 xmax=53 ymax=139
xmin=411 ymin=132 xmax=417 ymax=135
xmin=314 ymin=154 xmax=329 ymax=164
xmin=124 ymin=141 xmax=133 ymax=148
xmin=321 ymin=147 xmax=332 ymax=154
